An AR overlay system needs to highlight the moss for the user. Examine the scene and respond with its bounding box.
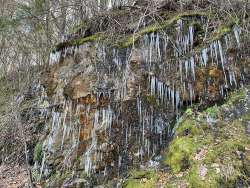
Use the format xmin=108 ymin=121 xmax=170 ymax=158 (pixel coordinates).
xmin=55 ymin=32 xmax=104 ymax=51
xmin=55 ymin=10 xmax=240 ymax=51
xmin=56 ymin=11 xmax=211 ymax=51
xmin=164 ymin=137 xmax=197 ymax=173
xmin=34 ymin=142 xmax=43 ymax=163
xmin=176 ymin=119 xmax=201 ymax=137
xmin=185 ymin=108 xmax=194 ymax=116
xmin=205 ymin=106 xmax=219 ymax=119
xmin=186 ymin=164 xmax=203 ymax=187
xmin=205 ymin=21 xmax=237 ymax=45
xmin=226 ymin=88 xmax=246 ymax=105
xmin=193 ymin=20 xmax=239 ymax=54
xmin=124 ymin=170 xmax=158 ymax=188
xmin=160 ymin=86 xmax=250 ymax=187
xmin=187 ymin=164 xmax=219 ymax=188
xmin=117 ymin=11 xmax=208 ymax=48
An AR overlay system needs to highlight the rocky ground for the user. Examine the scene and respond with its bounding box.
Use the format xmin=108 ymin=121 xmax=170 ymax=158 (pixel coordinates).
xmin=0 ymin=165 xmax=29 ymax=188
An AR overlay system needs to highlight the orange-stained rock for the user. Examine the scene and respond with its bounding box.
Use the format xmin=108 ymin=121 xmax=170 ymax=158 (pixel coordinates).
xmin=207 ymin=85 xmax=220 ymax=99
xmin=209 ymin=67 xmax=223 ymax=79
xmin=77 ymin=94 xmax=97 ymax=105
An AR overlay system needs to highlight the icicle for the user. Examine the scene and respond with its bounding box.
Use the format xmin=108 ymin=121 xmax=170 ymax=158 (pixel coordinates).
xmin=229 ymin=71 xmax=233 ymax=86
xmin=61 ymin=107 xmax=68 ymax=150
xmin=97 ymin=0 xmax=101 ymax=11
xmin=163 ymin=34 xmax=168 ymax=59
xmin=118 ymin=155 xmax=122 ymax=177
xmin=201 ymin=48 xmax=208 ymax=66
xmin=179 ymin=60 xmax=183 ymax=82
xmin=185 ymin=60 xmax=188 ymax=78
xmin=150 ymin=76 xmax=155 ymax=96
xmin=156 ymin=32 xmax=161 ymax=61
xmin=190 ymin=56 xmax=195 ymax=80
xmin=175 ymin=91 xmax=180 ymax=114
xmin=107 ymin=0 xmax=112 ymax=10
xmin=40 ymin=152 xmax=46 ymax=179
xmin=219 ymin=85 xmax=224 ymax=97
xmin=49 ymin=51 xmax=61 ymax=65
xmin=232 ymin=71 xmax=237 ymax=86
xmin=213 ymin=42 xmax=219 ymax=66
xmin=149 ymin=33 xmax=154 ymax=66
xmin=189 ymin=26 xmax=194 ymax=48
xmin=125 ymin=123 xmax=128 ymax=146
xmin=233 ymin=26 xmax=241 ymax=48
xmin=188 ymin=83 xmax=193 ymax=105
xmin=171 ymin=88 xmax=175 ymax=111
xmin=218 ymin=40 xmax=228 ymax=85
xmin=224 ymin=35 xmax=229 ymax=50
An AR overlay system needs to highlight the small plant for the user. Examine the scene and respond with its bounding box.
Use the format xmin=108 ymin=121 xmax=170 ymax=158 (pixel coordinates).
xmin=34 ymin=142 xmax=43 ymax=164
xmin=185 ymin=108 xmax=193 ymax=116
xmin=206 ymin=106 xmax=219 ymax=119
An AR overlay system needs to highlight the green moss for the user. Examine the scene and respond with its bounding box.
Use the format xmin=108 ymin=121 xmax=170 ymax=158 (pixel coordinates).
xmin=205 ymin=21 xmax=237 ymax=45
xmin=55 ymin=32 xmax=104 ymax=51
xmin=164 ymin=137 xmax=197 ymax=173
xmin=176 ymin=119 xmax=201 ymax=137
xmin=187 ymin=164 xmax=219 ymax=188
xmin=117 ymin=11 xmax=207 ymax=48
xmin=55 ymin=10 xmax=215 ymax=50
xmin=226 ymin=88 xmax=246 ymax=105
xmin=186 ymin=164 xmax=203 ymax=187
xmin=185 ymin=108 xmax=194 ymax=116
xmin=124 ymin=170 xmax=158 ymax=188
xmin=71 ymin=32 xmax=103 ymax=45
xmin=205 ymin=106 xmax=219 ymax=119
xmin=160 ymin=86 xmax=250 ymax=187
xmin=193 ymin=20 xmax=239 ymax=54
xmin=34 ymin=142 xmax=43 ymax=163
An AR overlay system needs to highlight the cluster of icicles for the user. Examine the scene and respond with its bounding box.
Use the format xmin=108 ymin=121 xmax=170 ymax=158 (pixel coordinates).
xmin=39 ymin=95 xmax=172 ymax=178
xmin=44 ymin=17 xmax=244 ymax=179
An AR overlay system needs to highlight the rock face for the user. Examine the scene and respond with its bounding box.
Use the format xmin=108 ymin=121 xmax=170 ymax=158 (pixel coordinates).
xmin=124 ymin=86 xmax=250 ymax=187
xmin=35 ymin=8 xmax=249 ymax=187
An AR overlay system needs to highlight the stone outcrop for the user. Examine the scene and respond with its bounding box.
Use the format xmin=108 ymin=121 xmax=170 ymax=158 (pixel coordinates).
xmin=33 ymin=6 xmax=249 ymax=187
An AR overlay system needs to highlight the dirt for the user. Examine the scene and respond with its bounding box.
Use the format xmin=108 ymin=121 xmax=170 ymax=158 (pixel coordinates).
xmin=0 ymin=165 xmax=29 ymax=188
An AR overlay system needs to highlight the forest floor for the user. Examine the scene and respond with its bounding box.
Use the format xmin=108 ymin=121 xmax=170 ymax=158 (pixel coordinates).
xmin=0 ymin=165 xmax=29 ymax=188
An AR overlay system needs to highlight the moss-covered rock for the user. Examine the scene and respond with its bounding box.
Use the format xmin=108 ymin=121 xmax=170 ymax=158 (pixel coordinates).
xmin=162 ymin=86 xmax=250 ymax=187
xmin=124 ymin=86 xmax=250 ymax=188
xmin=124 ymin=170 xmax=159 ymax=188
